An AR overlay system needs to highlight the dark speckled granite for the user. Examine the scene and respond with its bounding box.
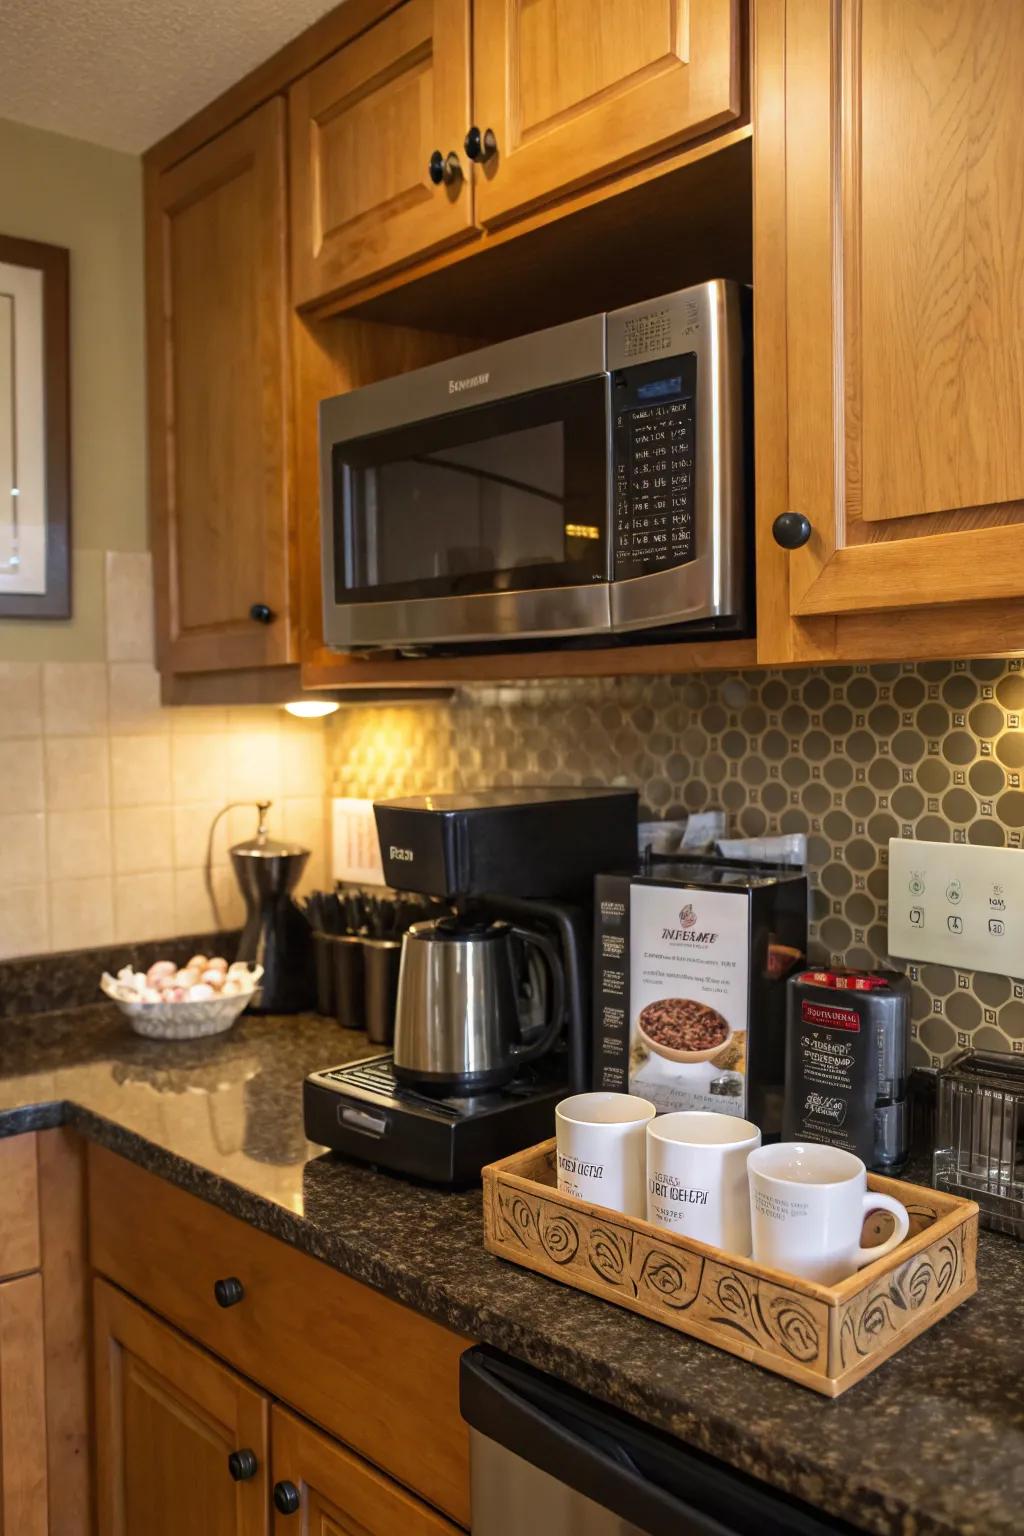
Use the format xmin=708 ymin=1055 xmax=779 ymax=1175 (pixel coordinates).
xmin=1 ymin=1003 xmax=1020 ymax=1536
xmin=0 ymin=932 xmax=240 ymax=1018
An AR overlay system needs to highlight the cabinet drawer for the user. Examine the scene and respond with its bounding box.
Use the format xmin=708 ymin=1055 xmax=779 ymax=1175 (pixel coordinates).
xmin=87 ymin=1146 xmax=471 ymax=1526
xmin=271 ymin=1404 xmax=460 ymax=1534
xmin=0 ymin=1134 xmax=40 ymax=1279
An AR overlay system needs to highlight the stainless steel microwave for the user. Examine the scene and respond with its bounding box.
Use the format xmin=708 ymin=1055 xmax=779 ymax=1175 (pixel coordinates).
xmin=319 ymin=281 xmax=749 ymax=652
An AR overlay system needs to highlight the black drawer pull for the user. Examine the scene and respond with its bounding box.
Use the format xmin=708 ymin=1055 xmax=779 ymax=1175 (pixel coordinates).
xmin=214 ymin=1276 xmax=244 ymax=1308
xmin=228 ymin=1449 xmax=258 ymax=1482
xmin=249 ymin=602 xmax=274 ymax=624
xmin=273 ymin=1481 xmax=301 ymax=1514
xmin=771 ymin=512 xmax=813 ymax=549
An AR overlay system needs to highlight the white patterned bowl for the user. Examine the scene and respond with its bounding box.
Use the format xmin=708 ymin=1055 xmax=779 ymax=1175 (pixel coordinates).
xmin=100 ymin=965 xmax=263 ymax=1040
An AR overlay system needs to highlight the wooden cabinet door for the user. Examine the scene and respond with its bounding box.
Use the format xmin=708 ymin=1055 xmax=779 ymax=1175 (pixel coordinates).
xmin=0 ymin=1274 xmax=48 ymax=1536
xmin=289 ymin=0 xmax=474 ymax=306
xmin=755 ymin=0 xmax=1024 ymax=662
xmin=149 ymin=98 xmax=293 ymax=674
xmin=471 ymin=0 xmax=741 ymax=226
xmin=270 ymin=1406 xmax=460 ymax=1535
xmin=94 ymin=1279 xmax=269 ymax=1536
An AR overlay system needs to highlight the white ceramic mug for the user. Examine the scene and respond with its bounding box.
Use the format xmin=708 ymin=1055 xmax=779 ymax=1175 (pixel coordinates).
xmin=646 ymin=1111 xmax=761 ymax=1254
xmin=747 ymin=1142 xmax=910 ymax=1285
xmin=555 ymin=1092 xmax=656 ymax=1217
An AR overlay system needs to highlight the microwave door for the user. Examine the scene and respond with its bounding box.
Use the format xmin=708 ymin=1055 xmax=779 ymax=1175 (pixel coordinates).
xmin=324 ymin=375 xmax=613 ymax=650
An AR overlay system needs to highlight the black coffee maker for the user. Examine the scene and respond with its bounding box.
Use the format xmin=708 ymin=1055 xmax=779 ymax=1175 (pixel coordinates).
xmin=303 ymin=786 xmax=638 ymax=1182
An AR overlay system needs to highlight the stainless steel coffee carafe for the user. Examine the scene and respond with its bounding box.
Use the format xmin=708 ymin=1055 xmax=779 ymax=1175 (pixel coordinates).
xmin=393 ymin=917 xmax=565 ymax=1093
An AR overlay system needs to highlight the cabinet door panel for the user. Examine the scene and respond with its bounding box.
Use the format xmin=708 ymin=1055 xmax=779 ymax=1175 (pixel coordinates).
xmin=289 ymin=0 xmax=474 ymax=305
xmin=150 ymin=98 xmax=292 ymax=673
xmin=472 ymin=0 xmax=741 ymax=225
xmin=94 ymin=1278 xmax=269 ymax=1536
xmin=270 ymin=1406 xmax=460 ymax=1536
xmin=0 ymin=1274 xmax=48 ymax=1536
xmin=756 ymin=0 xmax=1024 ymax=653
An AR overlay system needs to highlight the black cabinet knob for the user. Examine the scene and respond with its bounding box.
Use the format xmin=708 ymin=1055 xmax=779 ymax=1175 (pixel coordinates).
xmin=249 ymin=602 xmax=274 ymax=624
xmin=464 ymin=125 xmax=497 ymax=162
xmin=772 ymin=512 xmax=813 ymax=549
xmin=273 ymin=1481 xmax=301 ymax=1515
xmin=227 ymin=1449 xmax=258 ymax=1482
xmin=214 ymin=1276 xmax=244 ymax=1308
xmin=429 ymin=149 xmax=462 ymax=186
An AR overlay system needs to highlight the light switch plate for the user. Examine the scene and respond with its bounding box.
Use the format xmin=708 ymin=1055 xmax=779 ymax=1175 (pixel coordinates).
xmin=887 ymin=837 xmax=1021 ymax=978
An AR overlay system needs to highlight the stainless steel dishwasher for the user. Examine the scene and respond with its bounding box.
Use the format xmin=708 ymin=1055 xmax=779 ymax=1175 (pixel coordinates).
xmin=460 ymin=1346 xmax=856 ymax=1536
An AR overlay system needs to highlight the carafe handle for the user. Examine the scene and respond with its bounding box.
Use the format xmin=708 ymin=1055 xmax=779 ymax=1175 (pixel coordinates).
xmin=508 ymin=926 xmax=566 ymax=1067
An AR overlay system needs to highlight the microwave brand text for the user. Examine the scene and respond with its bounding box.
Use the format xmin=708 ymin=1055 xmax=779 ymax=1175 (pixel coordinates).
xmin=448 ymin=371 xmax=491 ymax=394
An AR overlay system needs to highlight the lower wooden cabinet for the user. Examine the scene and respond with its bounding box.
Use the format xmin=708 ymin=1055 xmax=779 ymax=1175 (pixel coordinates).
xmin=93 ymin=1277 xmax=467 ymax=1535
xmin=0 ymin=1273 xmax=49 ymax=1536
xmin=94 ymin=1279 xmax=270 ymax=1536
xmin=270 ymin=1406 xmax=460 ymax=1535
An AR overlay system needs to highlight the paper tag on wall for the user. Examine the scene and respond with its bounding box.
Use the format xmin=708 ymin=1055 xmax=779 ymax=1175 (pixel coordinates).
xmin=331 ymin=798 xmax=385 ymax=886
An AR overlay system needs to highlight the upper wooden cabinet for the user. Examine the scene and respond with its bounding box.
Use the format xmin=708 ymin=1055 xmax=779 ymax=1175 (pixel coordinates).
xmin=93 ymin=1279 xmax=270 ymax=1536
xmin=148 ymin=98 xmax=294 ymax=674
xmin=289 ymin=0 xmax=474 ymax=306
xmin=755 ymin=0 xmax=1024 ymax=661
xmin=472 ymin=0 xmax=742 ymax=226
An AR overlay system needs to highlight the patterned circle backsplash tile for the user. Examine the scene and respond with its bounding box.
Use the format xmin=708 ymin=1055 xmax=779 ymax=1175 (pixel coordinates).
xmin=327 ymin=660 xmax=1024 ymax=1069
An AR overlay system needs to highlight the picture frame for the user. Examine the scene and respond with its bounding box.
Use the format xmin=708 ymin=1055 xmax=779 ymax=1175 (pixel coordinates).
xmin=0 ymin=233 xmax=70 ymax=617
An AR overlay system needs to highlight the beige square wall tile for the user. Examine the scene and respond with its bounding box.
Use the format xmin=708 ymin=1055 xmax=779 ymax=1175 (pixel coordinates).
xmin=111 ymin=736 xmax=172 ymax=807
xmin=0 ymin=812 xmax=46 ymax=885
xmin=109 ymin=663 xmax=169 ymax=736
xmin=49 ymin=876 xmax=115 ymax=952
xmin=283 ymin=796 xmax=328 ymax=853
xmin=47 ymin=809 xmax=113 ymax=880
xmin=173 ymin=803 xmax=234 ymax=870
xmin=174 ymin=867 xmax=244 ymax=935
xmin=0 ymin=738 xmax=45 ymax=812
xmin=282 ymin=728 xmax=326 ymax=796
xmin=45 ymin=738 xmax=109 ymax=811
xmin=114 ymin=871 xmax=175 ymax=943
xmin=226 ymin=800 xmax=282 ymax=849
xmin=0 ymin=884 xmax=49 ymax=959
xmin=227 ymin=731 xmax=281 ymax=801
xmin=113 ymin=805 xmax=175 ymax=874
xmin=169 ymin=705 xmax=229 ymax=734
xmin=172 ymin=734 xmax=227 ymax=805
xmin=0 ymin=663 xmax=42 ymax=738
xmin=43 ymin=662 xmax=108 ymax=736
xmin=106 ymin=551 xmax=155 ymax=663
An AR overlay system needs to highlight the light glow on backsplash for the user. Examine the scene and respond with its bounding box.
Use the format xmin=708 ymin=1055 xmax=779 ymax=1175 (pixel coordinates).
xmin=326 ymin=659 xmax=1024 ymax=1068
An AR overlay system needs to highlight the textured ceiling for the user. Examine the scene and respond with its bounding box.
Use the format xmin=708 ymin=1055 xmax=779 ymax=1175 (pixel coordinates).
xmin=0 ymin=0 xmax=344 ymax=153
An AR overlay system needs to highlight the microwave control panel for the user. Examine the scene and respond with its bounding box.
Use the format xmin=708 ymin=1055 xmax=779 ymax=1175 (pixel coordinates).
xmin=611 ymin=352 xmax=697 ymax=581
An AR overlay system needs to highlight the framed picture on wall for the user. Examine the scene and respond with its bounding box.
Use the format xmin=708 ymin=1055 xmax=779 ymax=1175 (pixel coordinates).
xmin=0 ymin=234 xmax=70 ymax=617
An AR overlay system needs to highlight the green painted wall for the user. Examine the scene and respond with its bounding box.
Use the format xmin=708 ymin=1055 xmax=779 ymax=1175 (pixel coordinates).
xmin=0 ymin=117 xmax=145 ymax=660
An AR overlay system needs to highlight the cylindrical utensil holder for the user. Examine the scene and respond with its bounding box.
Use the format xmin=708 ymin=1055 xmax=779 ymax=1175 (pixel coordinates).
xmin=363 ymin=938 xmax=402 ymax=1046
xmin=313 ymin=931 xmax=335 ymax=1017
xmin=333 ymin=934 xmax=365 ymax=1029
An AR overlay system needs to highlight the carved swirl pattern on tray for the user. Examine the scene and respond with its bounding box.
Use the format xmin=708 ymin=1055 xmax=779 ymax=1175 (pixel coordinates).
xmin=587 ymin=1224 xmax=636 ymax=1295
xmin=759 ymin=1291 xmax=822 ymax=1364
xmin=636 ymin=1246 xmax=703 ymax=1311
xmin=838 ymin=1230 xmax=965 ymax=1367
xmin=705 ymin=1264 xmax=763 ymax=1347
xmin=539 ymin=1208 xmax=580 ymax=1266
xmin=496 ymin=1189 xmax=539 ymax=1250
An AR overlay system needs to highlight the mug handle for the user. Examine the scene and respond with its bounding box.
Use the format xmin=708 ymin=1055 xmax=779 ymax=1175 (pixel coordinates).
xmin=853 ymin=1192 xmax=910 ymax=1269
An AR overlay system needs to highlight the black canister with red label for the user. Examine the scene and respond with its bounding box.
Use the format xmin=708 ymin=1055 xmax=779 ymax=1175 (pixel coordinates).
xmin=783 ymin=968 xmax=910 ymax=1169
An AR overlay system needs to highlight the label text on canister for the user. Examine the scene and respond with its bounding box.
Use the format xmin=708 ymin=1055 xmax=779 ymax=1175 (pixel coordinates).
xmin=800 ymin=1001 xmax=860 ymax=1031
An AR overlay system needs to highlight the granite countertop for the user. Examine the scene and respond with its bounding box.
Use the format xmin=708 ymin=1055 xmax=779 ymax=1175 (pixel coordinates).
xmin=2 ymin=1003 xmax=1021 ymax=1536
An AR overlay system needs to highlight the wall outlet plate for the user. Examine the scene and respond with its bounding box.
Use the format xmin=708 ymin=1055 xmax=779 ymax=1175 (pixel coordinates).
xmin=888 ymin=837 xmax=1021 ymax=978
xmin=331 ymin=797 xmax=385 ymax=886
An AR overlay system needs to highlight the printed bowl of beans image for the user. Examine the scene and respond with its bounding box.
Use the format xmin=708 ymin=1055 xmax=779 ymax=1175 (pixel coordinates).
xmin=636 ymin=997 xmax=733 ymax=1063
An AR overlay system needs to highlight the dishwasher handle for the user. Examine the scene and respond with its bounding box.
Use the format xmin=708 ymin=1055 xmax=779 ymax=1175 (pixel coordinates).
xmin=460 ymin=1346 xmax=851 ymax=1536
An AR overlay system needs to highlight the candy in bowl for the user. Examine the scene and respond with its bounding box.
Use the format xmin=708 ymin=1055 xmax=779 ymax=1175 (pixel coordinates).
xmin=100 ymin=954 xmax=263 ymax=1040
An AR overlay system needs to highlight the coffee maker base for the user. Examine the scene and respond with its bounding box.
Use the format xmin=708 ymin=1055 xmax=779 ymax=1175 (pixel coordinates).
xmin=304 ymin=1053 xmax=566 ymax=1185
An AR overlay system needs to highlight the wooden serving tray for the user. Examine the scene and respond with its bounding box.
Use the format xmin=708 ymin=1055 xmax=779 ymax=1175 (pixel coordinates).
xmin=483 ymin=1139 xmax=979 ymax=1397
